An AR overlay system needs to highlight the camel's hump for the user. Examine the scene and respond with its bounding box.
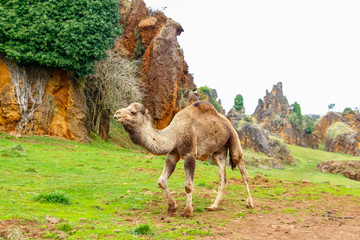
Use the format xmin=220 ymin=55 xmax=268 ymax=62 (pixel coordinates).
xmin=191 ymin=101 xmax=218 ymax=114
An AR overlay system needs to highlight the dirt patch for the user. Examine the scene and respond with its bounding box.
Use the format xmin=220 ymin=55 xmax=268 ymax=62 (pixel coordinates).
xmin=149 ymin=178 xmax=360 ymax=239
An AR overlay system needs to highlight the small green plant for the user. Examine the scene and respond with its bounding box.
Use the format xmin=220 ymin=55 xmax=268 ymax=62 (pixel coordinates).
xmin=57 ymin=223 xmax=73 ymax=232
xmin=130 ymin=224 xmax=154 ymax=236
xmin=25 ymin=168 xmax=37 ymax=173
xmin=34 ymin=191 xmax=71 ymax=205
xmin=134 ymin=28 xmax=146 ymax=59
xmin=234 ymin=212 xmax=246 ymax=218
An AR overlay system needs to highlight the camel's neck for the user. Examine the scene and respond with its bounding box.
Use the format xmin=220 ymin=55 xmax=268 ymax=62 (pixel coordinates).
xmin=130 ymin=120 xmax=176 ymax=155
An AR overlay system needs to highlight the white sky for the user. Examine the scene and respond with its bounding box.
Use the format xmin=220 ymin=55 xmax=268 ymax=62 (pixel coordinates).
xmin=143 ymin=0 xmax=360 ymax=115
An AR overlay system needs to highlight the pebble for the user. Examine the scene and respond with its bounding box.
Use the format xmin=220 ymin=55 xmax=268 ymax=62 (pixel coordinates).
xmin=161 ymin=217 xmax=164 ymax=220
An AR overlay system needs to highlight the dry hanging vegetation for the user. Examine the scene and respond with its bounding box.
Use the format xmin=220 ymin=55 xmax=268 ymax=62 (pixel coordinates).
xmin=85 ymin=50 xmax=143 ymax=135
xmin=2 ymin=56 xmax=50 ymax=133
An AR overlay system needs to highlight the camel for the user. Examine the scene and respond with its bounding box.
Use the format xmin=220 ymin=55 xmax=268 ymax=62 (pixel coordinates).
xmin=114 ymin=101 xmax=254 ymax=217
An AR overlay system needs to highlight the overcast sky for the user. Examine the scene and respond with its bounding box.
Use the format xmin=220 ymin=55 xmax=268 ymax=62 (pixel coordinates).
xmin=143 ymin=0 xmax=360 ymax=115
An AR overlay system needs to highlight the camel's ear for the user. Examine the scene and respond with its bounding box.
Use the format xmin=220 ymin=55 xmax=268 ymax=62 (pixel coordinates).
xmin=134 ymin=103 xmax=147 ymax=115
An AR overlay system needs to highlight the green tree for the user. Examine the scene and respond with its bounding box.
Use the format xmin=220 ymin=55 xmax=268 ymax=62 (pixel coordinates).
xmin=303 ymin=115 xmax=314 ymax=134
xmin=293 ymin=102 xmax=302 ymax=124
xmin=328 ymin=103 xmax=335 ymax=111
xmin=343 ymin=107 xmax=352 ymax=113
xmin=233 ymin=94 xmax=244 ymax=111
xmin=0 ymin=0 xmax=121 ymax=77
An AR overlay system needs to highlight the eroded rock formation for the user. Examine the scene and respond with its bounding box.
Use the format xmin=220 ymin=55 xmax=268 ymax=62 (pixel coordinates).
xmin=0 ymin=58 xmax=90 ymax=142
xmin=117 ymin=0 xmax=197 ymax=129
xmin=253 ymin=82 xmax=318 ymax=148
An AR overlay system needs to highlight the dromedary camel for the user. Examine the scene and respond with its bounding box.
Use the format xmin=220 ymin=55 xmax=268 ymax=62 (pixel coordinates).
xmin=114 ymin=101 xmax=254 ymax=217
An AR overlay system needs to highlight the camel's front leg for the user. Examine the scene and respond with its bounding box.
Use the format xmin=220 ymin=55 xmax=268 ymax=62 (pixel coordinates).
xmin=158 ymin=152 xmax=180 ymax=215
xmin=181 ymin=154 xmax=196 ymax=218
xmin=206 ymin=148 xmax=227 ymax=211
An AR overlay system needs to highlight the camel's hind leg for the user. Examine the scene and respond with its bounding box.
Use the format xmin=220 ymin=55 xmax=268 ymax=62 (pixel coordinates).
xmin=181 ymin=153 xmax=196 ymax=218
xmin=158 ymin=151 xmax=180 ymax=215
xmin=238 ymin=157 xmax=254 ymax=208
xmin=206 ymin=147 xmax=227 ymax=211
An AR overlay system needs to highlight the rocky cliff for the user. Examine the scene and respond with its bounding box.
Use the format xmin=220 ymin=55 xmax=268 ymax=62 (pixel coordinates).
xmin=0 ymin=58 xmax=90 ymax=142
xmin=117 ymin=0 xmax=197 ymax=129
xmin=253 ymin=82 xmax=318 ymax=148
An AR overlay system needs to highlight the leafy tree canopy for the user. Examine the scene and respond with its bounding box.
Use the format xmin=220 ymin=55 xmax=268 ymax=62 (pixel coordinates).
xmin=292 ymin=101 xmax=302 ymax=124
xmin=233 ymin=94 xmax=244 ymax=111
xmin=0 ymin=0 xmax=122 ymax=77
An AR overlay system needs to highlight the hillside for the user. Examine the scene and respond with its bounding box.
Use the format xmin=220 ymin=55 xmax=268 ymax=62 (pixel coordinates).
xmin=0 ymin=132 xmax=360 ymax=239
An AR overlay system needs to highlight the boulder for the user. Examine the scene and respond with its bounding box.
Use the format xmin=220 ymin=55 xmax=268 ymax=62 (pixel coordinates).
xmin=325 ymin=133 xmax=360 ymax=156
xmin=315 ymin=111 xmax=360 ymax=155
xmin=236 ymin=121 xmax=295 ymax=168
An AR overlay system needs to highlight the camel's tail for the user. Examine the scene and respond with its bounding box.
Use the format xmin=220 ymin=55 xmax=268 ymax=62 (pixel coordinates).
xmin=228 ymin=127 xmax=245 ymax=171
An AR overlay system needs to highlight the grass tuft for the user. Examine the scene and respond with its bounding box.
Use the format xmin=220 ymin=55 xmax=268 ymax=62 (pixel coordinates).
xmin=129 ymin=224 xmax=154 ymax=236
xmin=0 ymin=144 xmax=26 ymax=157
xmin=57 ymin=223 xmax=73 ymax=232
xmin=34 ymin=191 xmax=71 ymax=205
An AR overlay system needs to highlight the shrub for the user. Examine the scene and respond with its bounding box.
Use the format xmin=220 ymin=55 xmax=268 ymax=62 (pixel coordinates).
xmin=85 ymin=50 xmax=143 ymax=136
xmin=130 ymin=224 xmax=154 ymax=236
xmin=286 ymin=113 xmax=301 ymax=127
xmin=326 ymin=122 xmax=355 ymax=139
xmin=0 ymin=0 xmax=121 ymax=77
xmin=198 ymin=86 xmax=222 ymax=113
xmin=343 ymin=107 xmax=352 ymax=113
xmin=303 ymin=115 xmax=315 ymax=134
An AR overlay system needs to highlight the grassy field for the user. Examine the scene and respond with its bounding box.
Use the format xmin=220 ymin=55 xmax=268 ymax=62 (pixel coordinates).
xmin=0 ymin=131 xmax=359 ymax=239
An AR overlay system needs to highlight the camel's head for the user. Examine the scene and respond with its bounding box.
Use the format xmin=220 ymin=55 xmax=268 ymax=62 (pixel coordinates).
xmin=113 ymin=103 xmax=150 ymax=130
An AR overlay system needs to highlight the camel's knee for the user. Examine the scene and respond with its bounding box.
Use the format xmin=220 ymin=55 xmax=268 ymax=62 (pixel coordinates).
xmin=184 ymin=182 xmax=193 ymax=194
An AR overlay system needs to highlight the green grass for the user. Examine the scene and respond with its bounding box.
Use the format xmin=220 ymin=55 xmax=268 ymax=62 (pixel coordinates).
xmin=0 ymin=131 xmax=359 ymax=239
xmin=244 ymin=145 xmax=360 ymax=188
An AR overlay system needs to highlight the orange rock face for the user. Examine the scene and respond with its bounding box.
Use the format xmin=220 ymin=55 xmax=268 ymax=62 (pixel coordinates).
xmin=0 ymin=60 xmax=20 ymax=130
xmin=0 ymin=59 xmax=90 ymax=142
xmin=118 ymin=0 xmax=197 ymax=129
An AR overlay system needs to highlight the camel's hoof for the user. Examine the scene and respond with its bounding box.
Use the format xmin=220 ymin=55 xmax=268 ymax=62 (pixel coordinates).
xmin=205 ymin=207 xmax=225 ymax=211
xmin=205 ymin=207 xmax=217 ymax=211
xmin=180 ymin=211 xmax=193 ymax=218
xmin=167 ymin=204 xmax=177 ymax=215
xmin=246 ymin=200 xmax=255 ymax=209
